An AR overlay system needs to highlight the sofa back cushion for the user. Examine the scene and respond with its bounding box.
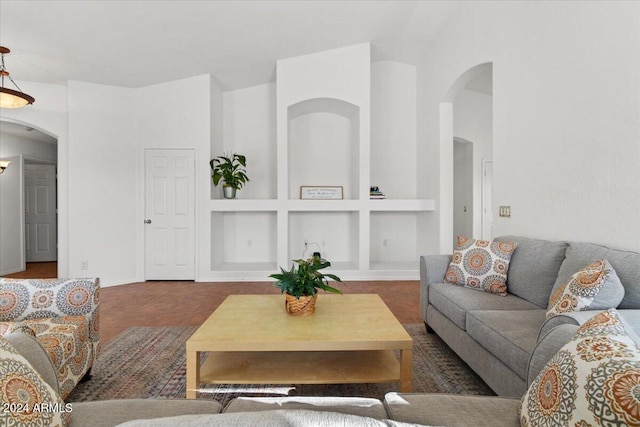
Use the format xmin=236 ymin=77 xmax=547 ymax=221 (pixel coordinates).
xmin=494 ymin=236 xmax=568 ymax=308
xmin=552 ymin=242 xmax=640 ymax=309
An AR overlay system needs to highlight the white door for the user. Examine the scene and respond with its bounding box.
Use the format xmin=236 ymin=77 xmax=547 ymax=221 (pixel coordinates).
xmin=482 ymin=159 xmax=493 ymax=240
xmin=144 ymin=149 xmax=195 ymax=280
xmin=24 ymin=164 xmax=57 ymax=262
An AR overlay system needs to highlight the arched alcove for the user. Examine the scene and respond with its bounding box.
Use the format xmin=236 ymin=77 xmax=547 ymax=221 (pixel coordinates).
xmin=287 ymin=97 xmax=360 ymax=199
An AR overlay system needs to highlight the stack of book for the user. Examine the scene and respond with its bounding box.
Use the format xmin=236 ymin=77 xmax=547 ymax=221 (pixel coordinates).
xmin=370 ymin=186 xmax=386 ymax=199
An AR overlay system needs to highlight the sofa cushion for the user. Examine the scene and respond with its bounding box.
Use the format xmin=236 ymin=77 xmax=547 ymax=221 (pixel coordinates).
xmin=224 ymin=396 xmax=387 ymax=419
xmin=69 ymin=399 xmax=222 ymax=427
xmin=384 ymin=393 xmax=520 ymax=427
xmin=0 ymin=335 xmax=70 ymax=427
xmin=552 ymin=242 xmax=640 ymax=309
xmin=466 ymin=309 xmax=546 ymax=379
xmin=115 ymin=409 xmax=419 ymax=427
xmin=520 ymin=309 xmax=640 ymax=426
xmin=444 ymin=236 xmax=517 ymax=296
xmin=494 ymin=236 xmax=568 ymax=308
xmin=546 ymin=259 xmax=625 ymax=318
xmin=429 ymin=283 xmax=539 ymax=330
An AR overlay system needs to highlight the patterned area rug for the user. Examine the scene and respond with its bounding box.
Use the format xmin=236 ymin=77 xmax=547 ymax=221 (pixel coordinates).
xmin=66 ymin=324 xmax=494 ymax=406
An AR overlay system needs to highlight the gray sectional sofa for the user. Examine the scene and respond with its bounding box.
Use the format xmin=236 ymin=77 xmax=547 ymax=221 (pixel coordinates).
xmin=3 ymin=317 xmax=582 ymax=426
xmin=420 ymin=235 xmax=640 ymax=397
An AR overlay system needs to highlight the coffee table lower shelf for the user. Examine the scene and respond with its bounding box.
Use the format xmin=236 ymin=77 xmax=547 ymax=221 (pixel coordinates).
xmin=198 ymin=349 xmax=402 ymax=386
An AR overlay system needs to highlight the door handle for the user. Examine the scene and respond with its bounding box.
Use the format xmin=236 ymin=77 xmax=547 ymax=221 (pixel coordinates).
xmin=144 ymin=219 xmax=152 ymax=224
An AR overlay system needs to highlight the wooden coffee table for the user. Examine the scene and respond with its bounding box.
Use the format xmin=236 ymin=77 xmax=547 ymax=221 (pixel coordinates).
xmin=186 ymin=294 xmax=413 ymax=399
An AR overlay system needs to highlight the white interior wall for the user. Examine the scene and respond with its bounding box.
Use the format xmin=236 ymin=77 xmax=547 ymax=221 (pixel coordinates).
xmin=420 ymin=1 xmax=640 ymax=253
xmin=453 ymin=89 xmax=492 ymax=238
xmin=135 ymin=75 xmax=211 ymax=282
xmin=0 ymin=133 xmax=57 ymax=163
xmin=276 ymin=43 xmax=371 ymax=267
xmin=370 ymin=60 xmax=419 ymax=265
xmin=221 ymin=83 xmax=276 ymax=200
xmin=67 ymin=81 xmax=137 ymax=285
xmin=371 ymin=60 xmax=417 ymax=199
xmin=277 ymin=43 xmax=371 ymax=201
xmin=205 ymin=77 xmax=224 ymax=275
xmin=0 ymin=82 xmax=69 ymax=276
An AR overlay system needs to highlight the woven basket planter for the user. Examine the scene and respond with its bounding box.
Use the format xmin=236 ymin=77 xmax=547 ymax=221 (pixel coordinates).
xmin=284 ymin=293 xmax=318 ymax=316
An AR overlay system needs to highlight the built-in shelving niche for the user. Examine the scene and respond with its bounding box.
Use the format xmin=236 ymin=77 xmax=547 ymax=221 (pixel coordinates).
xmin=369 ymin=211 xmax=420 ymax=271
xmin=288 ymin=211 xmax=359 ymax=271
xmin=211 ymin=211 xmax=277 ymax=272
xmin=288 ymin=98 xmax=359 ymax=200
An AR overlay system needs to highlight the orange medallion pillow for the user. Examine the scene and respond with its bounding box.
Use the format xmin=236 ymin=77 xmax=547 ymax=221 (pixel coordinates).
xmin=546 ymin=259 xmax=624 ymax=319
xmin=521 ymin=309 xmax=640 ymax=426
xmin=0 ymin=335 xmax=71 ymax=427
xmin=444 ymin=236 xmax=517 ymax=296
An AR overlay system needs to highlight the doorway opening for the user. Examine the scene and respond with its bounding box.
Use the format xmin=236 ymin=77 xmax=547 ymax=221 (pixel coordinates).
xmin=439 ymin=62 xmax=493 ymax=252
xmin=0 ymin=120 xmax=58 ymax=278
xmin=453 ymin=137 xmax=473 ymax=245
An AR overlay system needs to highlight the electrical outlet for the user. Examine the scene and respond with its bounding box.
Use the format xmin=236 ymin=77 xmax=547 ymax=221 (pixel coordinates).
xmin=247 ymin=239 xmax=252 ymax=247
xmin=383 ymin=238 xmax=388 ymax=247
xmin=80 ymin=261 xmax=88 ymax=270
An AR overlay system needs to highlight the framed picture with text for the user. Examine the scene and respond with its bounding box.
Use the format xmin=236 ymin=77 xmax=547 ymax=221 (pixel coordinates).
xmin=300 ymin=186 xmax=344 ymax=200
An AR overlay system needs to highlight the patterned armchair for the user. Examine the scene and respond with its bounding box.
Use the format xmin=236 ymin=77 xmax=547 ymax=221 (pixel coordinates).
xmin=0 ymin=278 xmax=100 ymax=399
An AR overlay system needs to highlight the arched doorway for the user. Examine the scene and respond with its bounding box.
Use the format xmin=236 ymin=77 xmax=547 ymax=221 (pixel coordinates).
xmin=0 ymin=119 xmax=58 ymax=277
xmin=439 ymin=63 xmax=493 ymax=252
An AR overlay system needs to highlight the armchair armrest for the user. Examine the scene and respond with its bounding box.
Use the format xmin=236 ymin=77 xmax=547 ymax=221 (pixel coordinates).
xmin=0 ymin=278 xmax=100 ymax=362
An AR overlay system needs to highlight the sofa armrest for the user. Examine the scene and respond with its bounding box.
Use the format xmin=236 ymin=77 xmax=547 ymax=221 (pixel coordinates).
xmin=420 ymin=255 xmax=452 ymax=286
xmin=4 ymin=331 xmax=59 ymax=393
xmin=419 ymin=255 xmax=452 ymax=321
xmin=538 ymin=311 xmax=607 ymax=341
xmin=527 ymin=324 xmax=579 ymax=387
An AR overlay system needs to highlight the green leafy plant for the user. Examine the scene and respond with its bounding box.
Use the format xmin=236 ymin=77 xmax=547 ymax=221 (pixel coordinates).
xmin=269 ymin=255 xmax=343 ymax=298
xmin=209 ymin=153 xmax=249 ymax=190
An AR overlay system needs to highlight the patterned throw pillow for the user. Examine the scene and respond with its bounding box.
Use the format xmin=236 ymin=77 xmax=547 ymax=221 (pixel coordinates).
xmin=0 ymin=335 xmax=71 ymax=427
xmin=444 ymin=236 xmax=517 ymax=296
xmin=520 ymin=309 xmax=640 ymax=426
xmin=546 ymin=259 xmax=624 ymax=319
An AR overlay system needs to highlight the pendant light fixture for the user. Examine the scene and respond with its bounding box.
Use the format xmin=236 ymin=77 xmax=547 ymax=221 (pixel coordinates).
xmin=0 ymin=46 xmax=35 ymax=108
xmin=0 ymin=160 xmax=11 ymax=174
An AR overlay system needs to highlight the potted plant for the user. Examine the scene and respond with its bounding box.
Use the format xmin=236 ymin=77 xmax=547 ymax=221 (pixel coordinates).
xmin=210 ymin=153 xmax=249 ymax=199
xmin=269 ymin=255 xmax=343 ymax=316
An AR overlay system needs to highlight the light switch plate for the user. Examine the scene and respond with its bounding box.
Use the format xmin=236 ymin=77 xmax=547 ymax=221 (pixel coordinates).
xmin=499 ymin=206 xmax=511 ymax=218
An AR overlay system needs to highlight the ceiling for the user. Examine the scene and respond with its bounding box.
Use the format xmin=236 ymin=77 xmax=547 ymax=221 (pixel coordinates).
xmin=0 ymin=121 xmax=57 ymax=144
xmin=0 ymin=1 xmax=461 ymax=91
